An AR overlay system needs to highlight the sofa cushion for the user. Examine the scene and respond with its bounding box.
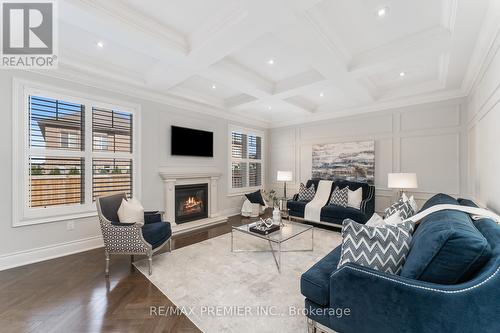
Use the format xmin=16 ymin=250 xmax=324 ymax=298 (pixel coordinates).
xmin=401 ymin=193 xmax=491 ymax=284
xmin=301 ymin=246 xmax=342 ymax=306
xmin=321 ymin=205 xmax=367 ymax=224
xmin=142 ymin=222 xmax=172 ymax=249
xmin=287 ymin=200 xmax=308 ymax=216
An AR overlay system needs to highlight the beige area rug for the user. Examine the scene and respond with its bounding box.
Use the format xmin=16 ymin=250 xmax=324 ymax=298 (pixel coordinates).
xmin=134 ymin=225 xmax=342 ymax=333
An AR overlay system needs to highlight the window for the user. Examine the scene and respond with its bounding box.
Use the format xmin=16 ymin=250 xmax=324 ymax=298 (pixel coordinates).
xmin=229 ymin=126 xmax=264 ymax=193
xmin=13 ymin=81 xmax=140 ymax=226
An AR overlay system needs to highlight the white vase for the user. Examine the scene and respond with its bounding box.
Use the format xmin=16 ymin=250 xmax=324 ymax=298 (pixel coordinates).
xmin=273 ymin=207 xmax=281 ymax=224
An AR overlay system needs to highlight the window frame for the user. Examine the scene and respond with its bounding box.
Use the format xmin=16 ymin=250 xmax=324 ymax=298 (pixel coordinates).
xmin=12 ymin=78 xmax=141 ymax=227
xmin=228 ymin=125 xmax=265 ymax=195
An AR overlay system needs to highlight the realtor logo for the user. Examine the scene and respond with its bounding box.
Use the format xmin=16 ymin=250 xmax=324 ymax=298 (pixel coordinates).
xmin=1 ymin=0 xmax=57 ymax=68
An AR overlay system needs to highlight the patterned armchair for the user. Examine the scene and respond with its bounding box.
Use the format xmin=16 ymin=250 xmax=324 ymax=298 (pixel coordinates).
xmin=96 ymin=193 xmax=172 ymax=276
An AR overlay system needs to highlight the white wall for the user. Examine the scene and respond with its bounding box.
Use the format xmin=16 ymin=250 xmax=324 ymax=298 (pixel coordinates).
xmin=466 ymin=28 xmax=500 ymax=213
xmin=0 ymin=70 xmax=262 ymax=270
xmin=268 ymin=99 xmax=468 ymax=213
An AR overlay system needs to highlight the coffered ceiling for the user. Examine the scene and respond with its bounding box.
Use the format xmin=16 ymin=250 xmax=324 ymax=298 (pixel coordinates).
xmin=45 ymin=0 xmax=494 ymax=127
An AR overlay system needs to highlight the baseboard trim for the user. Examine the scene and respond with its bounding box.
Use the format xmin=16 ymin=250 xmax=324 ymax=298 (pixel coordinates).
xmin=0 ymin=235 xmax=104 ymax=271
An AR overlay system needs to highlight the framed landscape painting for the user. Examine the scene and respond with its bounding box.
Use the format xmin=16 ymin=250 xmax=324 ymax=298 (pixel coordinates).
xmin=312 ymin=141 xmax=375 ymax=184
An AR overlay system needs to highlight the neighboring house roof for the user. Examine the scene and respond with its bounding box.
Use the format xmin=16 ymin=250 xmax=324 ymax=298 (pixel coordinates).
xmin=37 ymin=109 xmax=131 ymax=140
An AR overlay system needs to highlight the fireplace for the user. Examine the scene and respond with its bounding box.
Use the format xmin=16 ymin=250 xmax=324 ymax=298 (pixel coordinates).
xmin=175 ymin=183 xmax=208 ymax=224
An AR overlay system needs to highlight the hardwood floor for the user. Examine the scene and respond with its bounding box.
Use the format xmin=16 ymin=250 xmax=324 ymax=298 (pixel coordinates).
xmin=0 ymin=214 xmax=261 ymax=333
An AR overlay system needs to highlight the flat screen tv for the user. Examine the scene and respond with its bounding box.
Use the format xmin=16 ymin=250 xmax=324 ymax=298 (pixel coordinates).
xmin=171 ymin=126 xmax=213 ymax=157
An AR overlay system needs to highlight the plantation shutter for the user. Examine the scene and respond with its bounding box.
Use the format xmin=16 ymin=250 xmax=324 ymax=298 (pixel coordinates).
xmin=92 ymin=107 xmax=134 ymax=199
xmin=230 ymin=130 xmax=263 ymax=190
xmin=28 ymin=96 xmax=85 ymax=208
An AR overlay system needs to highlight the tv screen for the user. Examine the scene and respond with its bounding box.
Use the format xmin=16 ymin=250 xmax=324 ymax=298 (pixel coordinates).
xmin=171 ymin=126 xmax=213 ymax=157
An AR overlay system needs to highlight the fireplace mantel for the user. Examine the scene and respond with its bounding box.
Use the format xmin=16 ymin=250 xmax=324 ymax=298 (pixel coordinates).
xmin=159 ymin=166 xmax=222 ymax=180
xmin=158 ymin=166 xmax=226 ymax=234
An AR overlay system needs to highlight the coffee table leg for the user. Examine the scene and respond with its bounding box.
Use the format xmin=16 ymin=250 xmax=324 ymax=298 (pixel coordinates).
xmin=311 ymin=227 xmax=314 ymax=251
xmin=231 ymin=229 xmax=234 ymax=252
xmin=278 ymin=242 xmax=282 ymax=273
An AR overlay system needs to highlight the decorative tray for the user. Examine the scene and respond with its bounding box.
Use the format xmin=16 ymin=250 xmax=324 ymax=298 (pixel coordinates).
xmin=249 ymin=223 xmax=280 ymax=235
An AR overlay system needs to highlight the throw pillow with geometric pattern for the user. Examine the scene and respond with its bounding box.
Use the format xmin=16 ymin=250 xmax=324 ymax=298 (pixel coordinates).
xmin=298 ymin=183 xmax=316 ymax=201
xmin=385 ymin=199 xmax=415 ymax=219
xmin=329 ymin=187 xmax=348 ymax=207
xmin=337 ymin=219 xmax=415 ymax=275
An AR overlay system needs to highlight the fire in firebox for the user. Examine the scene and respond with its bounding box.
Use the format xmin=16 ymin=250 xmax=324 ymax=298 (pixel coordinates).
xmin=182 ymin=196 xmax=203 ymax=214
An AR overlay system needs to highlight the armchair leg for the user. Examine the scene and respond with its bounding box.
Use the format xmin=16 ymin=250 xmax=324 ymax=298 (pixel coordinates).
xmin=148 ymin=255 xmax=153 ymax=275
xmin=307 ymin=318 xmax=317 ymax=333
xmin=105 ymin=252 xmax=110 ymax=277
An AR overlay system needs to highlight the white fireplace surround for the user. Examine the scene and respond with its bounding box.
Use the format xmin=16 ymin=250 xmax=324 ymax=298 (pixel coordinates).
xmin=159 ymin=166 xmax=227 ymax=234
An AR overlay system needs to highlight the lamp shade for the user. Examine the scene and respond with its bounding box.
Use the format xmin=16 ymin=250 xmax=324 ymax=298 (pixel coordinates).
xmin=277 ymin=171 xmax=293 ymax=182
xmin=388 ymin=173 xmax=418 ymax=189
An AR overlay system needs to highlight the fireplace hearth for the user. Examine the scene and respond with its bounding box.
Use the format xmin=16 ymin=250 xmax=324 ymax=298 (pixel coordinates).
xmin=175 ymin=183 xmax=208 ymax=224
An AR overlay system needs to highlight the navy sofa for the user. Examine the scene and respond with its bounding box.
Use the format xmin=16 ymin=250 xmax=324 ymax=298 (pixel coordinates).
xmin=287 ymin=179 xmax=375 ymax=226
xmin=301 ymin=194 xmax=500 ymax=333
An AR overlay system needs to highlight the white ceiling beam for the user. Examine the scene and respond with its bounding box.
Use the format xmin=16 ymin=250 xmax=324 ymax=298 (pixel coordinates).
xmin=61 ymin=0 xmax=188 ymax=59
xmin=274 ymin=13 xmax=376 ymax=104
xmin=202 ymin=58 xmax=275 ymax=98
xmin=144 ymin=0 xmax=305 ymax=89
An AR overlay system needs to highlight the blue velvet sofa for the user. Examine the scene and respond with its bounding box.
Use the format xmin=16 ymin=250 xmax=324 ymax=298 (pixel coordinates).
xmin=301 ymin=194 xmax=500 ymax=333
xmin=287 ymin=179 xmax=375 ymax=226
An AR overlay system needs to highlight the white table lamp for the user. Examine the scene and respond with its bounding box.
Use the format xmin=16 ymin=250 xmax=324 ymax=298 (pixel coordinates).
xmin=388 ymin=173 xmax=418 ymax=197
xmin=277 ymin=171 xmax=293 ymax=198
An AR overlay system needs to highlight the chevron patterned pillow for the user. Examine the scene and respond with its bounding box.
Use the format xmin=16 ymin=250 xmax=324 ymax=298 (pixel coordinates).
xmin=337 ymin=219 xmax=415 ymax=274
xmin=329 ymin=187 xmax=348 ymax=207
xmin=385 ymin=199 xmax=415 ymax=219
xmin=298 ymin=183 xmax=316 ymax=201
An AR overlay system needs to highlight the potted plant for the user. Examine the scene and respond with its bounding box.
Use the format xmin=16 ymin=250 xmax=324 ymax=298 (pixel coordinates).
xmin=263 ymin=189 xmax=282 ymax=224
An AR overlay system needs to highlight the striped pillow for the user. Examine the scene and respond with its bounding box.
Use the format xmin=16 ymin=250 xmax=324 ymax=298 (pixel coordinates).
xmin=298 ymin=183 xmax=316 ymax=201
xmin=329 ymin=187 xmax=348 ymax=207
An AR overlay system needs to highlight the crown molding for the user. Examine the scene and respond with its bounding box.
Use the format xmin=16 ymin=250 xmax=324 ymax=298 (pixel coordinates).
xmin=59 ymin=48 xmax=147 ymax=85
xmin=271 ymin=89 xmax=466 ymax=128
xmin=25 ymin=65 xmax=270 ymax=129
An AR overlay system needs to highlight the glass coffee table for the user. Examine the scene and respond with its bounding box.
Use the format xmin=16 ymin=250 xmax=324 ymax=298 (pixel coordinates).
xmin=231 ymin=220 xmax=314 ymax=273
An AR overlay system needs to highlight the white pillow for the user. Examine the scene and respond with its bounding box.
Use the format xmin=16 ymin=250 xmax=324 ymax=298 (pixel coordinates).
xmin=347 ymin=187 xmax=363 ymax=210
xmin=384 ymin=211 xmax=403 ymax=226
xmin=408 ymin=195 xmax=418 ymax=213
xmin=401 ymin=193 xmax=418 ymax=213
xmin=366 ymin=213 xmax=385 ymax=227
xmin=117 ymin=198 xmax=144 ymax=226
xmin=366 ymin=211 xmax=403 ymax=228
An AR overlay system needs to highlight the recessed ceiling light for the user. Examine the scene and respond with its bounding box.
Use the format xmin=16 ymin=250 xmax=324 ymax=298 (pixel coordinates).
xmin=96 ymin=41 xmax=104 ymax=48
xmin=267 ymin=59 xmax=275 ymax=65
xmin=319 ymin=92 xmax=325 ymax=97
xmin=267 ymin=106 xmax=272 ymax=110
xmin=377 ymin=7 xmax=388 ymax=17
xmin=211 ymin=84 xmax=217 ymax=89
xmin=399 ymin=71 xmax=406 ymax=77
